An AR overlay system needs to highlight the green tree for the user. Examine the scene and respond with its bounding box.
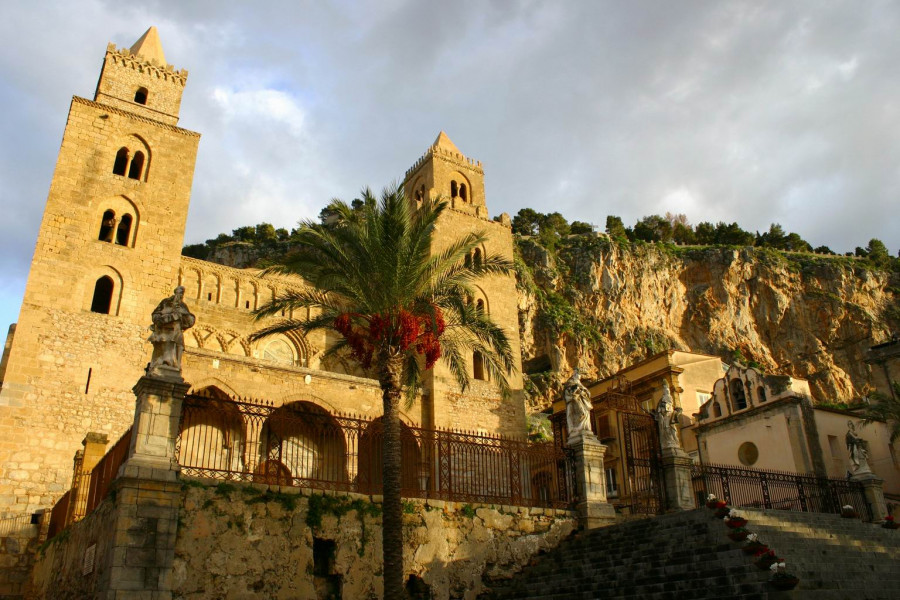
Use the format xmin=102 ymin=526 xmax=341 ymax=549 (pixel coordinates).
xmin=633 ymin=215 xmax=673 ymax=242
xmin=694 ymin=221 xmax=716 ymax=245
xmin=570 ymin=220 xmax=593 ymax=235
xmin=512 ymin=208 xmax=542 ymax=236
xmin=251 ymin=187 xmax=514 ymax=599
xmin=866 ymin=238 xmax=891 ymax=269
xmin=862 ymin=382 xmax=900 ymax=443
xmin=605 ymin=215 xmax=627 ymax=239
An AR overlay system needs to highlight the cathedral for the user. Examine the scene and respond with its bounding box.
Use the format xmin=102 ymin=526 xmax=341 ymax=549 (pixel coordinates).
xmin=0 ymin=27 xmax=525 ymax=519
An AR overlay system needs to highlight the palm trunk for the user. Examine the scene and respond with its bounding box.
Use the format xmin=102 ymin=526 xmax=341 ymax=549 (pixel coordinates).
xmin=379 ymin=350 xmax=404 ymax=600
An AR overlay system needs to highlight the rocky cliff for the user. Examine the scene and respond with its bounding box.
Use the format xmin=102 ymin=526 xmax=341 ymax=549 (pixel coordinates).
xmin=517 ymin=234 xmax=900 ymax=410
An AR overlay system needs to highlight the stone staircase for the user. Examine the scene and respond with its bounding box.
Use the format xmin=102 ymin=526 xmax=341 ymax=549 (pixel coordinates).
xmin=479 ymin=508 xmax=900 ymax=599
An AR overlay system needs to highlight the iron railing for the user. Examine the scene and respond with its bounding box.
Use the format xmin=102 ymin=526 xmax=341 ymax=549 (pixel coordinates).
xmin=47 ymin=490 xmax=71 ymax=540
xmin=84 ymin=428 xmax=132 ymax=516
xmin=692 ymin=462 xmax=872 ymax=520
xmin=176 ymin=394 xmax=576 ymax=509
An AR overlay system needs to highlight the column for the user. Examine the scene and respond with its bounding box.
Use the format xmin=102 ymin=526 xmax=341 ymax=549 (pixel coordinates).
xmin=568 ymin=432 xmax=616 ymax=529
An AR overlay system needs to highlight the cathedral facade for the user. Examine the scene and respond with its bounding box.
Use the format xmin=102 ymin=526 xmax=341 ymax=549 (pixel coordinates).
xmin=0 ymin=28 xmax=525 ymax=517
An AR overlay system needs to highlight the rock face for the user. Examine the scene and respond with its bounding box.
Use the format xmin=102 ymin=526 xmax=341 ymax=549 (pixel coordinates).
xmin=517 ymin=235 xmax=899 ymax=410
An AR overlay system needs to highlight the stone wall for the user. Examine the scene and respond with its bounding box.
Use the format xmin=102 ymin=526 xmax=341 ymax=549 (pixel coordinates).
xmin=173 ymin=480 xmax=575 ymax=600
xmin=0 ymin=517 xmax=40 ymax=599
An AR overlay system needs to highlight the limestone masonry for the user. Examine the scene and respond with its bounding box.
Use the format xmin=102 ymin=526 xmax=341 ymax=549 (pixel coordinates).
xmin=0 ymin=27 xmax=525 ymax=519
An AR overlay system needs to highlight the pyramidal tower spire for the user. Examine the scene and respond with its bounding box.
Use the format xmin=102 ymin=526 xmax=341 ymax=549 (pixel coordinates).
xmin=129 ymin=26 xmax=167 ymax=64
xmin=431 ymin=130 xmax=461 ymax=154
xmin=94 ymin=27 xmax=188 ymax=125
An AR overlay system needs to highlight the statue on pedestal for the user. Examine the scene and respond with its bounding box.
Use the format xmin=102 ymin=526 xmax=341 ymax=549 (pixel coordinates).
xmin=148 ymin=286 xmax=195 ymax=377
xmin=564 ymin=369 xmax=594 ymax=443
xmin=653 ymin=381 xmax=682 ymax=451
xmin=846 ymin=420 xmax=872 ymax=475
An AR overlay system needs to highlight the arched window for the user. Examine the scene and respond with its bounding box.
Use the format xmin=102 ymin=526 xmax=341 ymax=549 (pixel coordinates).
xmin=464 ymin=253 xmax=472 ymax=269
xmin=450 ymin=180 xmax=458 ymax=198
xmin=90 ymin=276 xmax=114 ymax=314
xmin=476 ymin=299 xmax=485 ymax=313
xmin=730 ymin=379 xmax=747 ymax=410
xmin=115 ymin=214 xmax=132 ymax=246
xmin=757 ymin=386 xmax=767 ymax=403
xmin=134 ymin=87 xmax=148 ymax=105
xmin=473 ymin=351 xmax=485 ymax=380
xmin=459 ymin=183 xmax=468 ymax=201
xmin=473 ymin=248 xmax=482 ymax=268
xmin=98 ymin=210 xmax=116 ymax=242
xmin=128 ymin=151 xmax=145 ymax=180
xmin=112 ymin=148 xmax=128 ymax=176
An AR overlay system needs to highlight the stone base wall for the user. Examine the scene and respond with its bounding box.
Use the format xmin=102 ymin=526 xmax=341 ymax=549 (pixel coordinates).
xmin=0 ymin=518 xmax=40 ymax=599
xmin=174 ymin=480 xmax=576 ymax=600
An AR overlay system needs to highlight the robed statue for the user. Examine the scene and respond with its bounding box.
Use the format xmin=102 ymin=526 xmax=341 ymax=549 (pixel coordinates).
xmin=564 ymin=369 xmax=594 ymax=443
xmin=653 ymin=381 xmax=682 ymax=451
xmin=845 ymin=420 xmax=872 ymax=475
xmin=148 ymin=286 xmax=195 ymax=376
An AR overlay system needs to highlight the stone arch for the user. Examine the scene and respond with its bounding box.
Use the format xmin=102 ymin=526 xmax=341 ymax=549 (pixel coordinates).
xmin=203 ymin=272 xmax=221 ymax=303
xmin=221 ymin=277 xmax=239 ymax=308
xmin=179 ymin=268 xmax=202 ymax=301
xmin=255 ymin=401 xmax=349 ymax=485
xmin=357 ymin=417 xmax=422 ymax=495
xmin=258 ymin=334 xmax=300 ymax=366
xmin=449 ymin=171 xmax=473 ymax=204
xmin=192 ymin=326 xmax=216 ymax=349
xmin=113 ymin=134 xmax=152 ymax=182
xmin=83 ymin=265 xmax=125 ymax=316
xmin=179 ymin=385 xmax=246 ymax=474
xmin=95 ymin=195 xmax=140 ymax=247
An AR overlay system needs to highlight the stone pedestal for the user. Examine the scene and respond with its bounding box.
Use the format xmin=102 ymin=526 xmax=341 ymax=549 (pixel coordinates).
xmin=851 ymin=472 xmax=888 ymax=522
xmin=568 ymin=433 xmax=616 ymax=529
xmin=660 ymin=447 xmax=695 ymax=511
xmin=119 ymin=375 xmax=190 ymax=483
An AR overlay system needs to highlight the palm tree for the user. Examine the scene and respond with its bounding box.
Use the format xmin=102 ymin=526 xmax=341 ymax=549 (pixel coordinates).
xmin=863 ymin=383 xmax=900 ymax=442
xmin=251 ymin=185 xmax=514 ymax=599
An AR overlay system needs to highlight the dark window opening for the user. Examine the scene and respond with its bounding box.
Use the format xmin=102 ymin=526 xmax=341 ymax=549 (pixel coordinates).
xmin=464 ymin=253 xmax=472 ymax=269
xmin=98 ymin=210 xmax=116 ymax=242
xmin=476 ymin=299 xmax=485 ymax=313
xmin=113 ymin=148 xmax=128 ymax=176
xmin=207 ymin=292 xmax=213 ymax=301
xmin=115 ymin=214 xmax=132 ymax=246
xmin=406 ymin=574 xmax=432 ymax=600
xmin=134 ymin=87 xmax=148 ymax=105
xmin=459 ymin=183 xmax=468 ymax=201
xmin=245 ymin=300 xmax=250 ymax=309
xmin=713 ymin=402 xmax=722 ymax=418
xmin=313 ymin=538 xmax=342 ymax=598
xmin=473 ymin=351 xmax=485 ymax=380
xmin=473 ymin=248 xmax=482 ymax=268
xmin=128 ymin=151 xmax=145 ymax=180
xmin=730 ymin=379 xmax=747 ymax=410
xmin=757 ymin=386 xmax=767 ymax=403
xmin=90 ymin=276 xmax=114 ymax=314
xmin=450 ymin=180 xmax=458 ymax=198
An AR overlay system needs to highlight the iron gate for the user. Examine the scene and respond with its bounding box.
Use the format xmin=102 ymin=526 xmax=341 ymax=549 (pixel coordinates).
xmin=621 ymin=410 xmax=665 ymax=515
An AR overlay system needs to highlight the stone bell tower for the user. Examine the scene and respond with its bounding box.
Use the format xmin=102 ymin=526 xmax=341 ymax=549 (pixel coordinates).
xmin=0 ymin=27 xmax=200 ymax=516
xmin=403 ymin=133 xmax=525 ymax=437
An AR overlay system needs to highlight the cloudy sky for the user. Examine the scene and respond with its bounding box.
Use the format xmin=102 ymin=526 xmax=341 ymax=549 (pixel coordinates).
xmin=1 ymin=0 xmax=899 ymax=331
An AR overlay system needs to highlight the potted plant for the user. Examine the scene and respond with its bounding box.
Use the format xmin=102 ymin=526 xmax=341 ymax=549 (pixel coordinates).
xmin=769 ymin=561 xmax=799 ymax=591
xmin=714 ymin=505 xmax=730 ymax=519
xmin=754 ymin=549 xmax=779 ymax=570
xmin=883 ymin=515 xmax=898 ymax=530
xmin=725 ymin=510 xmax=748 ymax=529
xmin=840 ymin=505 xmax=859 ymax=519
xmin=728 ymin=527 xmax=750 ymax=542
xmin=742 ymin=533 xmax=767 ymax=554
xmin=705 ymin=494 xmax=719 ymax=509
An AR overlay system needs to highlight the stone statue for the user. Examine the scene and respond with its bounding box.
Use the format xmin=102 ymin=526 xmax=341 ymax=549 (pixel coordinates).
xmin=148 ymin=286 xmax=195 ymax=376
xmin=564 ymin=369 xmax=594 ymax=443
xmin=845 ymin=420 xmax=872 ymax=474
xmin=653 ymin=381 xmax=682 ymax=450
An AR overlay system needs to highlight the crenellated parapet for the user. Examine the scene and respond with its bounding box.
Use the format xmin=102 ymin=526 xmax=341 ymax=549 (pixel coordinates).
xmin=104 ymin=42 xmax=188 ymax=86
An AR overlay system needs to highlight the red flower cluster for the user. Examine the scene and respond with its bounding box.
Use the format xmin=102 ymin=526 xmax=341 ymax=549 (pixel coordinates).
xmin=333 ymin=306 xmax=446 ymax=370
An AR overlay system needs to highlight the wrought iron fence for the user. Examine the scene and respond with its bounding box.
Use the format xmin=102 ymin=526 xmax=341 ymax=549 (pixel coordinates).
xmin=84 ymin=428 xmax=132 ymax=516
xmin=176 ymin=394 xmax=576 ymax=509
xmin=692 ymin=462 xmax=872 ymax=520
xmin=47 ymin=490 xmax=71 ymax=540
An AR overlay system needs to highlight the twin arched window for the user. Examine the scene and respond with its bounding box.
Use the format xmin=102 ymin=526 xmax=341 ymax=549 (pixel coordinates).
xmin=112 ymin=147 xmax=147 ymax=181
xmin=450 ymin=180 xmax=469 ymax=202
xmin=731 ymin=379 xmax=748 ymax=411
xmin=97 ymin=210 xmax=133 ymax=246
